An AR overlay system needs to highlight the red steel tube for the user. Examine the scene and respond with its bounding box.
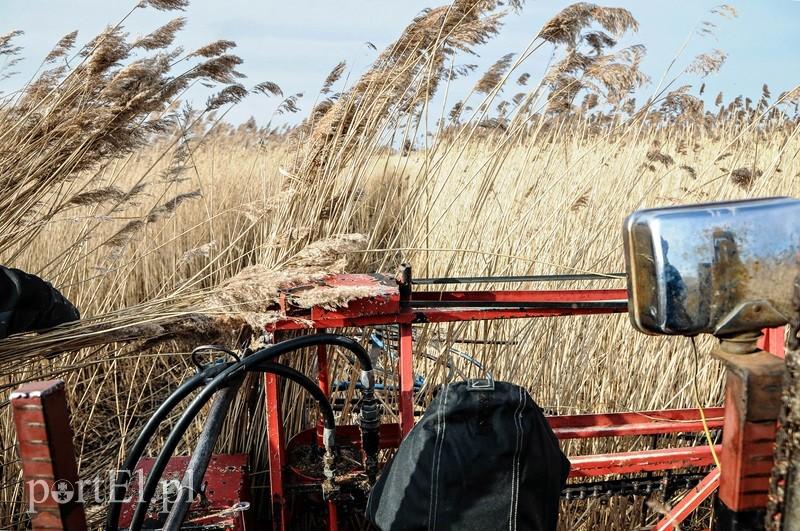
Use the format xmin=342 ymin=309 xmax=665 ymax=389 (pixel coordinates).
xmin=398 ymin=323 xmax=415 ymax=438
xmin=265 ymin=373 xmax=287 ymax=531
xmin=550 ymin=407 xmax=724 ymax=439
xmin=411 ymin=288 xmax=627 ymax=303
xmin=652 ymin=467 xmax=720 ymax=531
xmin=569 ymin=445 xmax=722 ymax=478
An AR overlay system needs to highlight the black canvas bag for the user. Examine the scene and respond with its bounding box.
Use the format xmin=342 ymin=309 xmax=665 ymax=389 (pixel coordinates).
xmin=366 ymin=380 xmax=569 ymax=530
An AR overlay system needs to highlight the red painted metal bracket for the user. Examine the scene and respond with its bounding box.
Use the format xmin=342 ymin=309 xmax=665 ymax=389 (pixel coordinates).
xmin=398 ymin=323 xmax=415 ymax=438
xmin=11 ymin=380 xmax=87 ymax=531
xmin=117 ymin=454 xmax=251 ymax=530
xmin=715 ymin=348 xmax=784 ymax=513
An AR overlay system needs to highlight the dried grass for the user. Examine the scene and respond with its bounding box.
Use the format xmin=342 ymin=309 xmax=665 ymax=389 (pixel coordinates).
xmin=0 ymin=2 xmax=798 ymax=529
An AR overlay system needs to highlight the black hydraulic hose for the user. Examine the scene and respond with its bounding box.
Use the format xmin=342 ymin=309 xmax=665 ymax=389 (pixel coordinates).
xmin=250 ymin=334 xmax=381 ymax=483
xmin=129 ymin=334 xmax=372 ymax=531
xmin=162 ymin=362 xmax=336 ymax=531
xmin=253 ymin=333 xmax=380 ymax=481
xmin=162 ymin=374 xmax=243 ymax=531
xmin=105 ymin=362 xmax=231 ymax=531
xmin=253 ymin=362 xmax=336 ymax=430
xmin=257 ymin=333 xmax=374 ymax=371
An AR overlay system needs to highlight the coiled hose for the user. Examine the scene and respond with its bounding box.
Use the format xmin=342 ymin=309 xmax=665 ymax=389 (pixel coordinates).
xmin=127 ymin=333 xmax=378 ymax=531
xmin=105 ymin=361 xmax=231 ymax=531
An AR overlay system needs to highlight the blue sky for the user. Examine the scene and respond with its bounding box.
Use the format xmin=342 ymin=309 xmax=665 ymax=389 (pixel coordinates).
xmin=1 ymin=0 xmax=798 ymax=124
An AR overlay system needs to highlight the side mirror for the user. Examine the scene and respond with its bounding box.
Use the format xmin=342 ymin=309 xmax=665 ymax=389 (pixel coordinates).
xmin=623 ymin=197 xmax=800 ymax=336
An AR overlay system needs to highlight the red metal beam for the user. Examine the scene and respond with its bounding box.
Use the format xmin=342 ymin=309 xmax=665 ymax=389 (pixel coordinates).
xmin=398 ymin=323 xmax=415 ymax=438
xmin=269 ymin=287 xmax=628 ymax=331
xmin=408 ymin=306 xmax=625 ymax=324
xmin=270 ymin=305 xmax=627 ymax=330
xmin=652 ymin=467 xmax=720 ymax=531
xmin=569 ymin=445 xmax=721 ymax=478
xmin=715 ymin=348 xmax=783 ymax=513
xmin=550 ymin=407 xmax=724 ymax=439
xmin=11 ymin=380 xmax=87 ymax=531
xmin=265 ymin=373 xmax=288 ymax=531
xmin=291 ymin=423 xmax=721 ymax=482
xmin=411 ymin=288 xmax=627 ymax=302
xmin=301 ymin=406 xmax=721 ymax=452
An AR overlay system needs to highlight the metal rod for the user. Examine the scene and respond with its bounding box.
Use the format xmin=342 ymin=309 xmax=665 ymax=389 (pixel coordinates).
xmin=266 ymin=371 xmax=287 ymax=531
xmin=411 ymin=300 xmax=627 ymax=310
xmin=653 ymin=467 xmax=721 ymax=531
xmin=411 ymin=272 xmax=626 ymax=285
xmin=162 ymin=376 xmax=244 ymax=531
xmin=449 ymin=338 xmax=518 ymax=345
xmin=569 ymin=444 xmax=722 ymax=477
xmin=398 ymin=323 xmax=414 ymax=437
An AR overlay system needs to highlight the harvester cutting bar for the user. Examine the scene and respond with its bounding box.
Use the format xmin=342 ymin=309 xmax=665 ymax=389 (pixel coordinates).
xmin=562 ymin=471 xmax=711 ymax=500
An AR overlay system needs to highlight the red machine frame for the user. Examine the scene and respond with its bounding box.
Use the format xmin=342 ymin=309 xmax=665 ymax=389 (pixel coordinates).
xmin=10 ymin=271 xmax=787 ymax=530
xmin=260 ymin=271 xmax=786 ymax=531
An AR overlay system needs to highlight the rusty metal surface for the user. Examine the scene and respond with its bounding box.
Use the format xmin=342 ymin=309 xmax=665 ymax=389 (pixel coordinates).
xmin=118 ymin=454 xmax=250 ymax=530
xmin=11 ymin=380 xmax=87 ymax=531
xmin=767 ymin=279 xmax=800 ymax=530
xmin=715 ymin=348 xmax=786 ymax=422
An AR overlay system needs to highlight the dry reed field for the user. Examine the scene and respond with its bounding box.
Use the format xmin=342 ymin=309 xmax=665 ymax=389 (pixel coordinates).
xmin=0 ymin=0 xmax=799 ymax=528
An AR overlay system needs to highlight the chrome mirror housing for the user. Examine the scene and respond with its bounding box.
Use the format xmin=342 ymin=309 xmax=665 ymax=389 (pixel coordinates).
xmin=623 ymin=197 xmax=800 ymax=336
